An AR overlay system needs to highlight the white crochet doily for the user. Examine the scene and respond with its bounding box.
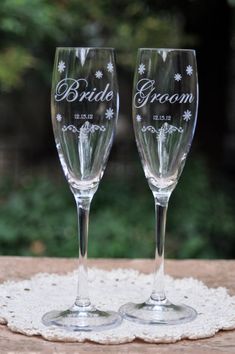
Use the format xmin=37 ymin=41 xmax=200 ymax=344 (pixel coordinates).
xmin=0 ymin=268 xmax=235 ymax=344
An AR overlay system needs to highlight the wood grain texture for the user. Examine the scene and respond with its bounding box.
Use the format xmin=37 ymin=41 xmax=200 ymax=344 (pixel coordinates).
xmin=0 ymin=257 xmax=235 ymax=354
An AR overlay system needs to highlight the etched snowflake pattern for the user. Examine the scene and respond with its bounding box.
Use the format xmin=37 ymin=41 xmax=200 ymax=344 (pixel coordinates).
xmin=136 ymin=114 xmax=142 ymax=122
xmin=107 ymin=62 xmax=114 ymax=73
xmin=186 ymin=65 xmax=193 ymax=76
xmin=138 ymin=63 xmax=146 ymax=75
xmin=58 ymin=61 xmax=66 ymax=73
xmin=105 ymin=108 xmax=114 ymax=120
xmin=182 ymin=110 xmax=192 ymax=122
xmin=56 ymin=113 xmax=62 ymax=122
xmin=174 ymin=73 xmax=182 ymax=82
xmin=95 ymin=70 xmax=103 ymax=79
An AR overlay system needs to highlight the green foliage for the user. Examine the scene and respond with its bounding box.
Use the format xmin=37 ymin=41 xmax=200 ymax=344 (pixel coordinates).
xmin=0 ymin=156 xmax=234 ymax=259
xmin=0 ymin=0 xmax=193 ymax=90
xmin=168 ymin=158 xmax=235 ymax=258
xmin=0 ymin=47 xmax=35 ymax=91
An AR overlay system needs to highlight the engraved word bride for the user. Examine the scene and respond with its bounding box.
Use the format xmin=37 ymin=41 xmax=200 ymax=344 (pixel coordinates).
xmin=55 ymin=78 xmax=114 ymax=103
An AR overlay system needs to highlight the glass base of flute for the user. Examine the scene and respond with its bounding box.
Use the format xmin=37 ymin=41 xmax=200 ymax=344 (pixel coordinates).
xmin=119 ymin=300 xmax=196 ymax=326
xmin=42 ymin=306 xmax=121 ymax=332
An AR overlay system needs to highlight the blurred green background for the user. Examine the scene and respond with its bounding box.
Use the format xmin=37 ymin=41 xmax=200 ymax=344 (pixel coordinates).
xmin=0 ymin=0 xmax=235 ymax=259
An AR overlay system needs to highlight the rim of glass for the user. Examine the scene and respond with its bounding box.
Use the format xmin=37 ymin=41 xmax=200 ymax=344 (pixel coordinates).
xmin=56 ymin=47 xmax=115 ymax=50
xmin=138 ymin=48 xmax=195 ymax=52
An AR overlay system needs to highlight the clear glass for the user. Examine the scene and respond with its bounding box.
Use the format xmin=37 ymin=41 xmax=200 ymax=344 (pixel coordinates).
xmin=119 ymin=48 xmax=198 ymax=325
xmin=42 ymin=47 xmax=122 ymax=331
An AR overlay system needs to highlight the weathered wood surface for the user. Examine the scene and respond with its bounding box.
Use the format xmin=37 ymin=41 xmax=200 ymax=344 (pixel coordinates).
xmin=0 ymin=257 xmax=235 ymax=353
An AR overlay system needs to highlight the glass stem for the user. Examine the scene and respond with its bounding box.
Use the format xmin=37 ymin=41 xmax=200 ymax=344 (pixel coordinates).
xmin=151 ymin=197 xmax=169 ymax=302
xmin=74 ymin=196 xmax=92 ymax=307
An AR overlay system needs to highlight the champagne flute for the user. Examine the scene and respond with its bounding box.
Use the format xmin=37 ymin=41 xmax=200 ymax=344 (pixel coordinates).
xmin=42 ymin=47 xmax=122 ymax=331
xmin=119 ymin=48 xmax=198 ymax=324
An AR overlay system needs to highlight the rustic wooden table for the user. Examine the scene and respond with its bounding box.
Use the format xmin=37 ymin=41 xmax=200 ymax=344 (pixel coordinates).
xmin=0 ymin=257 xmax=234 ymax=353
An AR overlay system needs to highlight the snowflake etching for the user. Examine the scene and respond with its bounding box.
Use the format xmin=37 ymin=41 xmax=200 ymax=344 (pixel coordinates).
xmin=182 ymin=110 xmax=192 ymax=121
xmin=174 ymin=73 xmax=182 ymax=82
xmin=138 ymin=63 xmax=146 ymax=75
xmin=58 ymin=61 xmax=66 ymax=73
xmin=56 ymin=113 xmax=62 ymax=122
xmin=95 ymin=70 xmax=103 ymax=79
xmin=186 ymin=65 xmax=193 ymax=76
xmin=136 ymin=114 xmax=142 ymax=122
xmin=105 ymin=108 xmax=114 ymax=120
xmin=107 ymin=62 xmax=114 ymax=73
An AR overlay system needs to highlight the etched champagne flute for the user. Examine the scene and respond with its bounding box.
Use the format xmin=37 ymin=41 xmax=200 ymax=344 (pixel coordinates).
xmin=119 ymin=48 xmax=198 ymax=324
xmin=42 ymin=47 xmax=122 ymax=331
